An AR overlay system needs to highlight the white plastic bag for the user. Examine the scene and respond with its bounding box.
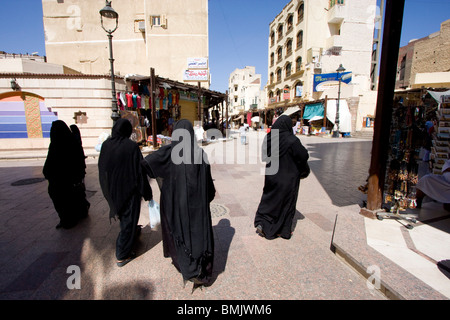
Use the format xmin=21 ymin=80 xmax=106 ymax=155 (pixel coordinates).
xmin=148 ymin=199 xmax=161 ymax=229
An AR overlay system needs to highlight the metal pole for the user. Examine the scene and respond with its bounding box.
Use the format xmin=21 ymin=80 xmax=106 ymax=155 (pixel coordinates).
xmin=333 ymin=77 xmax=341 ymax=138
xmin=108 ymin=33 xmax=120 ymax=124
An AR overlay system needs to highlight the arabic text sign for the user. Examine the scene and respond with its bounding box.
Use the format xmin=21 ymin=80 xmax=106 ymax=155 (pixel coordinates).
xmin=183 ymin=69 xmax=209 ymax=81
xmin=187 ymin=57 xmax=208 ymax=69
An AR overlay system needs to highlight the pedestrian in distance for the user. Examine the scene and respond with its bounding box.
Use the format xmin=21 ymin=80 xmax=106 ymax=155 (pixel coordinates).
xmin=43 ymin=120 xmax=90 ymax=229
xmin=141 ymin=119 xmax=216 ymax=292
xmin=255 ymin=115 xmax=310 ymax=240
xmin=98 ymin=118 xmax=153 ymax=267
xmin=238 ymin=122 xmax=247 ymax=145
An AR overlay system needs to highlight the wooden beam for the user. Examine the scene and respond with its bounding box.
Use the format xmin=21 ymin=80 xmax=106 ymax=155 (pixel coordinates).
xmin=365 ymin=0 xmax=405 ymax=212
xmin=150 ymin=67 xmax=158 ymax=149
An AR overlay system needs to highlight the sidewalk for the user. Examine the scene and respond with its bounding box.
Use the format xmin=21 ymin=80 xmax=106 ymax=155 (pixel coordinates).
xmin=0 ymin=131 xmax=448 ymax=300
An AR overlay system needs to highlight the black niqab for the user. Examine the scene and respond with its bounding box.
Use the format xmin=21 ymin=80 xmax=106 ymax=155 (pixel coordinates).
xmin=255 ymin=115 xmax=310 ymax=239
xmin=263 ymin=115 xmax=298 ymax=160
xmin=43 ymin=120 xmax=86 ymax=183
xmin=141 ymin=119 xmax=215 ymax=284
xmin=98 ymin=118 xmax=152 ymax=220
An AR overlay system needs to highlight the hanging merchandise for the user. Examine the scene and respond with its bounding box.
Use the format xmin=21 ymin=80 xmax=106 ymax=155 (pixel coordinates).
xmin=383 ymin=99 xmax=425 ymax=212
xmin=431 ymin=95 xmax=450 ymax=174
xmin=382 ymin=89 xmax=448 ymax=213
xmin=126 ymin=92 xmax=133 ymax=109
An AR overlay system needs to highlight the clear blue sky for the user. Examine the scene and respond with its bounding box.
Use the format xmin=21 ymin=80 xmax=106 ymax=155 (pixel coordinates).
xmin=1 ymin=0 xmax=449 ymax=93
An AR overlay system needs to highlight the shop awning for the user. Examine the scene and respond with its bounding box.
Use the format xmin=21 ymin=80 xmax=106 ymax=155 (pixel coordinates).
xmin=302 ymin=100 xmax=352 ymax=132
xmin=325 ymin=99 xmax=352 ymax=133
xmin=281 ymin=106 xmax=300 ymax=116
xmin=427 ymin=90 xmax=450 ymax=103
xmin=302 ymin=103 xmax=324 ymax=119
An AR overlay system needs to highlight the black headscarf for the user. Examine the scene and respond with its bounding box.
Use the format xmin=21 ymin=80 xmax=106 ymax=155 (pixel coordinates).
xmin=43 ymin=120 xmax=86 ymax=184
xmin=70 ymin=124 xmax=87 ymax=161
xmin=141 ymin=119 xmax=215 ymax=283
xmin=98 ymin=118 xmax=152 ymax=220
xmin=263 ymin=115 xmax=297 ymax=161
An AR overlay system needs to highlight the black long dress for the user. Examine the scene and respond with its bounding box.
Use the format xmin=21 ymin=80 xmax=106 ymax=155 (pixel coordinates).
xmin=254 ymin=115 xmax=309 ymax=239
xmin=98 ymin=118 xmax=152 ymax=260
xmin=43 ymin=120 xmax=89 ymax=229
xmin=141 ymin=119 xmax=216 ymax=286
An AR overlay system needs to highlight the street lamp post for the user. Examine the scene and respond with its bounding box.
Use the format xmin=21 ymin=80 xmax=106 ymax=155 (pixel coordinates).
xmin=99 ymin=1 xmax=120 ymax=124
xmin=333 ymin=64 xmax=346 ymax=138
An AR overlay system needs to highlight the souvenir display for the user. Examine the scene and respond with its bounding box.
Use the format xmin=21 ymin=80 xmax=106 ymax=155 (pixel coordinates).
xmin=383 ymin=93 xmax=435 ymax=212
xmin=431 ymin=95 xmax=450 ymax=174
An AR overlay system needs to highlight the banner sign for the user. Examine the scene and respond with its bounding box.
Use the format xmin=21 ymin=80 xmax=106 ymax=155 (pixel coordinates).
xmin=183 ymin=69 xmax=209 ymax=81
xmin=187 ymin=57 xmax=208 ymax=69
xmin=313 ymin=72 xmax=352 ymax=92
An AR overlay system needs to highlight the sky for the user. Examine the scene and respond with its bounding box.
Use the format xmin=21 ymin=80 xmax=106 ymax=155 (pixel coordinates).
xmin=0 ymin=0 xmax=449 ymax=93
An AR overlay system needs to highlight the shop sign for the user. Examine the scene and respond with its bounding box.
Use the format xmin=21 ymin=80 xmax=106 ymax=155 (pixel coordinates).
xmin=183 ymin=69 xmax=209 ymax=81
xmin=187 ymin=57 xmax=208 ymax=69
xmin=313 ymin=71 xmax=352 ymax=92
xmin=283 ymin=88 xmax=290 ymax=100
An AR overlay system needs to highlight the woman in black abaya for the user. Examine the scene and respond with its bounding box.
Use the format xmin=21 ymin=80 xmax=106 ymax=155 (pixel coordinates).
xmin=43 ymin=120 xmax=89 ymax=229
xmin=98 ymin=118 xmax=152 ymax=267
xmin=141 ymin=119 xmax=215 ymax=290
xmin=254 ymin=115 xmax=310 ymax=240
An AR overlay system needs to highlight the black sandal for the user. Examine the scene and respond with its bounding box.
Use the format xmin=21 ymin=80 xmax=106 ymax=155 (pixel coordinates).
xmin=256 ymin=225 xmax=265 ymax=238
xmin=117 ymin=252 xmax=136 ymax=267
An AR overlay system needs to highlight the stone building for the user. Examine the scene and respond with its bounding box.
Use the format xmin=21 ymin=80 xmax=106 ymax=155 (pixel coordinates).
xmin=396 ymin=19 xmax=450 ymax=90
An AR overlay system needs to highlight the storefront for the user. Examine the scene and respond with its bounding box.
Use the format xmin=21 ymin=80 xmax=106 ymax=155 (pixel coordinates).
xmin=382 ymin=88 xmax=450 ymax=212
xmin=122 ymin=72 xmax=226 ymax=147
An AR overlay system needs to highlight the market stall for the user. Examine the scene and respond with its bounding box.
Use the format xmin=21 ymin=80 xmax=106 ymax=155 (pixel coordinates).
xmin=122 ymin=71 xmax=226 ymax=148
xmin=382 ymin=89 xmax=449 ymax=213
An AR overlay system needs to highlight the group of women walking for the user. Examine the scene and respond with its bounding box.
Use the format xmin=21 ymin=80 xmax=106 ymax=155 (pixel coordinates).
xmin=44 ymin=115 xmax=310 ymax=289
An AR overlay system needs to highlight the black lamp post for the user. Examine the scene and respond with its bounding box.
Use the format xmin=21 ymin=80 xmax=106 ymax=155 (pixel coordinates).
xmin=99 ymin=1 xmax=120 ymax=124
xmin=333 ymin=64 xmax=346 ymax=138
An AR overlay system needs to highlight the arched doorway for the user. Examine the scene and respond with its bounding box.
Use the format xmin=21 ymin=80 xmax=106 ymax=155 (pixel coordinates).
xmin=0 ymin=91 xmax=57 ymax=139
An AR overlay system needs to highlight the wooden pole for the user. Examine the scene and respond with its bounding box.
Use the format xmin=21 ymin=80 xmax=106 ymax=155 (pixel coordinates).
xmin=364 ymin=0 xmax=405 ymax=213
xmin=197 ymin=82 xmax=202 ymax=122
xmin=323 ymin=95 xmax=328 ymax=128
xmin=150 ymin=67 xmax=158 ymax=149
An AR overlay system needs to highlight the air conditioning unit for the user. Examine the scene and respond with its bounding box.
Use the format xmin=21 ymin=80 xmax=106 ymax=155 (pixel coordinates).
xmin=314 ymin=62 xmax=322 ymax=69
xmin=138 ymin=21 xmax=145 ymax=32
xmin=160 ymin=15 xmax=167 ymax=29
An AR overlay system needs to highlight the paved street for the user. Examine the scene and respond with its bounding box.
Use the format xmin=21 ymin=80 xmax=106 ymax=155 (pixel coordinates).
xmin=0 ymin=130 xmax=447 ymax=301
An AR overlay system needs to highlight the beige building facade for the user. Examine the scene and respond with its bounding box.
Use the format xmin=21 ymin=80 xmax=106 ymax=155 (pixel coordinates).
xmin=42 ymin=0 xmax=209 ymax=87
xmin=266 ymin=0 xmax=378 ymax=132
xmin=228 ymin=66 xmax=265 ymax=115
